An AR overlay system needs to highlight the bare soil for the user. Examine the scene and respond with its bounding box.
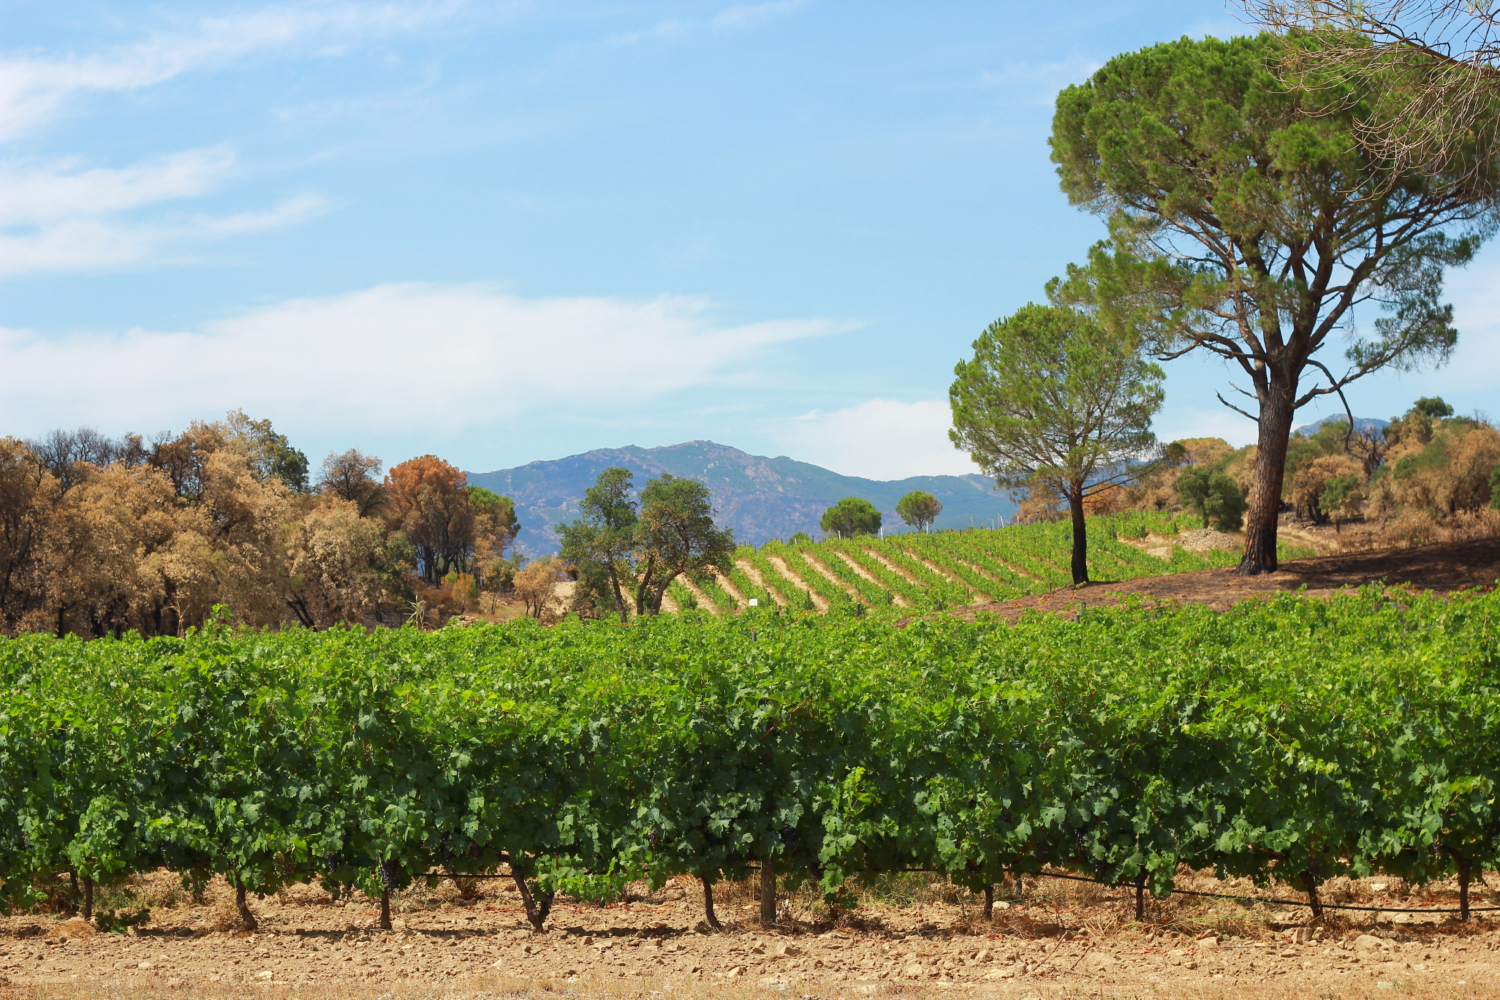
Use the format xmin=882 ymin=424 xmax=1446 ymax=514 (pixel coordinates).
xmin=958 ymin=535 xmax=1500 ymax=623
xmin=5 ymin=868 xmax=1500 ymax=1000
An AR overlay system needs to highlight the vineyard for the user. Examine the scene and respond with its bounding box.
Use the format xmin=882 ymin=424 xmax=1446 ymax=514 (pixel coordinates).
xmin=2 ymin=587 xmax=1496 ymax=933
xmin=669 ymin=511 xmax=1316 ymax=614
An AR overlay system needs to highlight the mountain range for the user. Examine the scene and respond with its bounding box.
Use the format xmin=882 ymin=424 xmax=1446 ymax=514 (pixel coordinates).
xmin=466 ymin=441 xmax=1017 ymax=555
xmin=1295 ymin=415 xmax=1391 ymax=437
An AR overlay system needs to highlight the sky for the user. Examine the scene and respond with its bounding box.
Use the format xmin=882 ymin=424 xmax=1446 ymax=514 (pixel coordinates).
xmin=2 ymin=0 xmax=1497 ymax=482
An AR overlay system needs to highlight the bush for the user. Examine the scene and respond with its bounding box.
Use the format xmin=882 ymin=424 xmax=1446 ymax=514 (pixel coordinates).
xmin=1176 ymin=468 xmax=1247 ymax=532
xmin=1289 ymin=454 xmax=1365 ymax=525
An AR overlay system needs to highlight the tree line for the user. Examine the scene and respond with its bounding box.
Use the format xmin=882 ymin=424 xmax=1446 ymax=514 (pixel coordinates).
xmin=0 ymin=412 xmax=520 ymax=638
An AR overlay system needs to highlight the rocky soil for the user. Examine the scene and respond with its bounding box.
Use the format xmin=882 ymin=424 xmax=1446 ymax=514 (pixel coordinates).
xmin=4 ymin=869 xmax=1500 ymax=999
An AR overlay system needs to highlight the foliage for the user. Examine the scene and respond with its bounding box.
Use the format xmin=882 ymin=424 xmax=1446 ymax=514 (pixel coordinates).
xmin=514 ymin=557 xmax=562 ymax=619
xmin=632 ymin=475 xmax=736 ymax=616
xmin=558 ymin=468 xmax=639 ymax=622
xmin=224 ymin=410 xmax=309 ymax=494
xmin=950 ymin=302 xmax=1163 ymax=584
xmin=0 ymin=415 xmax=526 ymax=637
xmin=820 ymin=497 xmax=883 ymax=539
xmin=1289 ymin=454 xmax=1365 ymax=525
xmin=2 ymin=588 xmax=1498 ymax=929
xmin=318 ymin=450 xmax=385 ymax=517
xmin=1176 ymin=468 xmax=1249 ymax=532
xmin=895 ymin=490 xmax=943 ymax=533
xmin=384 ymin=456 xmax=474 ymax=586
xmin=1050 ymin=32 xmax=1496 ymax=573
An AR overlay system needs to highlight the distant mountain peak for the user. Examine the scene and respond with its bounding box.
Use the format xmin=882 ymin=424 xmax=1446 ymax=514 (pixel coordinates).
xmin=1295 ymin=415 xmax=1390 ymax=437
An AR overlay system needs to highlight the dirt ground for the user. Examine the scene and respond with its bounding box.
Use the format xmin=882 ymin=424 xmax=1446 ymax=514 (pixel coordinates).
xmin=5 ymin=867 xmax=1500 ymax=1000
xmin=957 ymin=533 xmax=1500 ymax=623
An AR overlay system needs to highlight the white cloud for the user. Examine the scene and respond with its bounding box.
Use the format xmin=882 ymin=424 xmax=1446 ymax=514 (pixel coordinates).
xmin=0 ymin=147 xmax=237 ymax=226
xmin=0 ymin=191 xmax=332 ymax=274
xmin=0 ymin=1 xmax=461 ymax=140
xmin=783 ymin=399 xmax=982 ymax=481
xmin=0 ymin=284 xmax=846 ymax=440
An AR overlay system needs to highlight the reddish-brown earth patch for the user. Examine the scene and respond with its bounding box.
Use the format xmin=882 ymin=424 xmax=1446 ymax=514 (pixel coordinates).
xmin=953 ymin=536 xmax=1500 ymax=622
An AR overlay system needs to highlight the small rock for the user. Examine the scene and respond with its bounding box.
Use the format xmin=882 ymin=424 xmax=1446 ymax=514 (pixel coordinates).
xmin=902 ymin=962 xmax=927 ymax=978
xmin=1197 ymin=936 xmax=1219 ymax=949
xmin=771 ymin=942 xmax=802 ymax=958
xmin=1083 ymin=951 xmax=1117 ymax=970
xmin=1355 ymin=934 xmax=1384 ymax=952
xmin=1280 ymin=949 xmax=1299 ymax=958
xmin=1168 ymin=949 xmax=1186 ymax=965
xmin=255 ymin=970 xmax=273 ymax=980
xmin=1370 ymin=883 xmax=1389 ymax=892
xmin=137 ymin=961 xmax=154 ymax=970
xmin=974 ymin=948 xmax=991 ymax=962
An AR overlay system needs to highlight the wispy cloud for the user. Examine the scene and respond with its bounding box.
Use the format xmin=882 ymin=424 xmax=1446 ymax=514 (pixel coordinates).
xmin=607 ymin=0 xmax=809 ymax=47
xmin=0 ymin=148 xmax=332 ymax=274
xmin=0 ymin=147 xmax=237 ymax=226
xmin=0 ymin=0 xmax=463 ymax=140
xmin=0 ymin=284 xmax=849 ymax=438
xmin=0 ymin=192 xmax=332 ymax=274
xmin=0 ymin=2 xmax=454 ymax=273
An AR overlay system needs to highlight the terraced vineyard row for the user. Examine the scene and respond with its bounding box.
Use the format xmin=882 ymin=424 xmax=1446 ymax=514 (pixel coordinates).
xmin=685 ymin=511 xmax=1311 ymax=614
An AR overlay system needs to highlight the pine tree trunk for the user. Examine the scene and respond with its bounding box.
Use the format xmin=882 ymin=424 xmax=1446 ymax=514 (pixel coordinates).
xmin=1238 ymin=381 xmax=1296 ymax=575
xmin=1068 ymin=488 xmax=1089 ymax=585
xmin=379 ymin=889 xmax=392 ymax=931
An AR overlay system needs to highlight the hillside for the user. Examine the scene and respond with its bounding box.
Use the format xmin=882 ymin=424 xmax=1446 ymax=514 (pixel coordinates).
xmin=466 ymin=440 xmax=1016 ymax=555
xmin=662 ymin=510 xmax=1321 ymax=616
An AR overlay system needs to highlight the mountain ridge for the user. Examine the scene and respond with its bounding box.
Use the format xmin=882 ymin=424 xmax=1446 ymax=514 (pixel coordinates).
xmin=466 ymin=440 xmax=1017 ymax=555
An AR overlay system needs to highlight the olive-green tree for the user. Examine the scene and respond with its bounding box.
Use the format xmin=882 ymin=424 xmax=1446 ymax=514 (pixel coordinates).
xmin=1050 ymin=33 xmax=1497 ymax=573
xmin=895 ymin=491 xmax=943 ymax=533
xmin=557 ymin=468 xmax=638 ymax=623
xmin=820 ymin=497 xmax=882 ymax=539
xmin=632 ymin=474 xmax=735 ymax=616
xmin=1176 ymin=468 xmax=1249 ymax=532
xmin=950 ymin=303 xmax=1163 ymax=585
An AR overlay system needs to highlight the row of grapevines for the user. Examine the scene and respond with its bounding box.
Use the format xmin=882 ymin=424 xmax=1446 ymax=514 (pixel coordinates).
xmin=795 ymin=544 xmax=894 ymax=608
xmin=760 ymin=542 xmax=852 ymax=608
xmin=7 ymin=589 xmax=1492 ymax=929
xmin=825 ymin=540 xmax=934 ymax=608
xmin=739 ymin=548 xmax=814 ymax=610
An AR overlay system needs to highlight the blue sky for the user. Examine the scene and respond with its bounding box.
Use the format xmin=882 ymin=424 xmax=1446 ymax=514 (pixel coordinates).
xmin=3 ymin=0 xmax=1497 ymax=480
